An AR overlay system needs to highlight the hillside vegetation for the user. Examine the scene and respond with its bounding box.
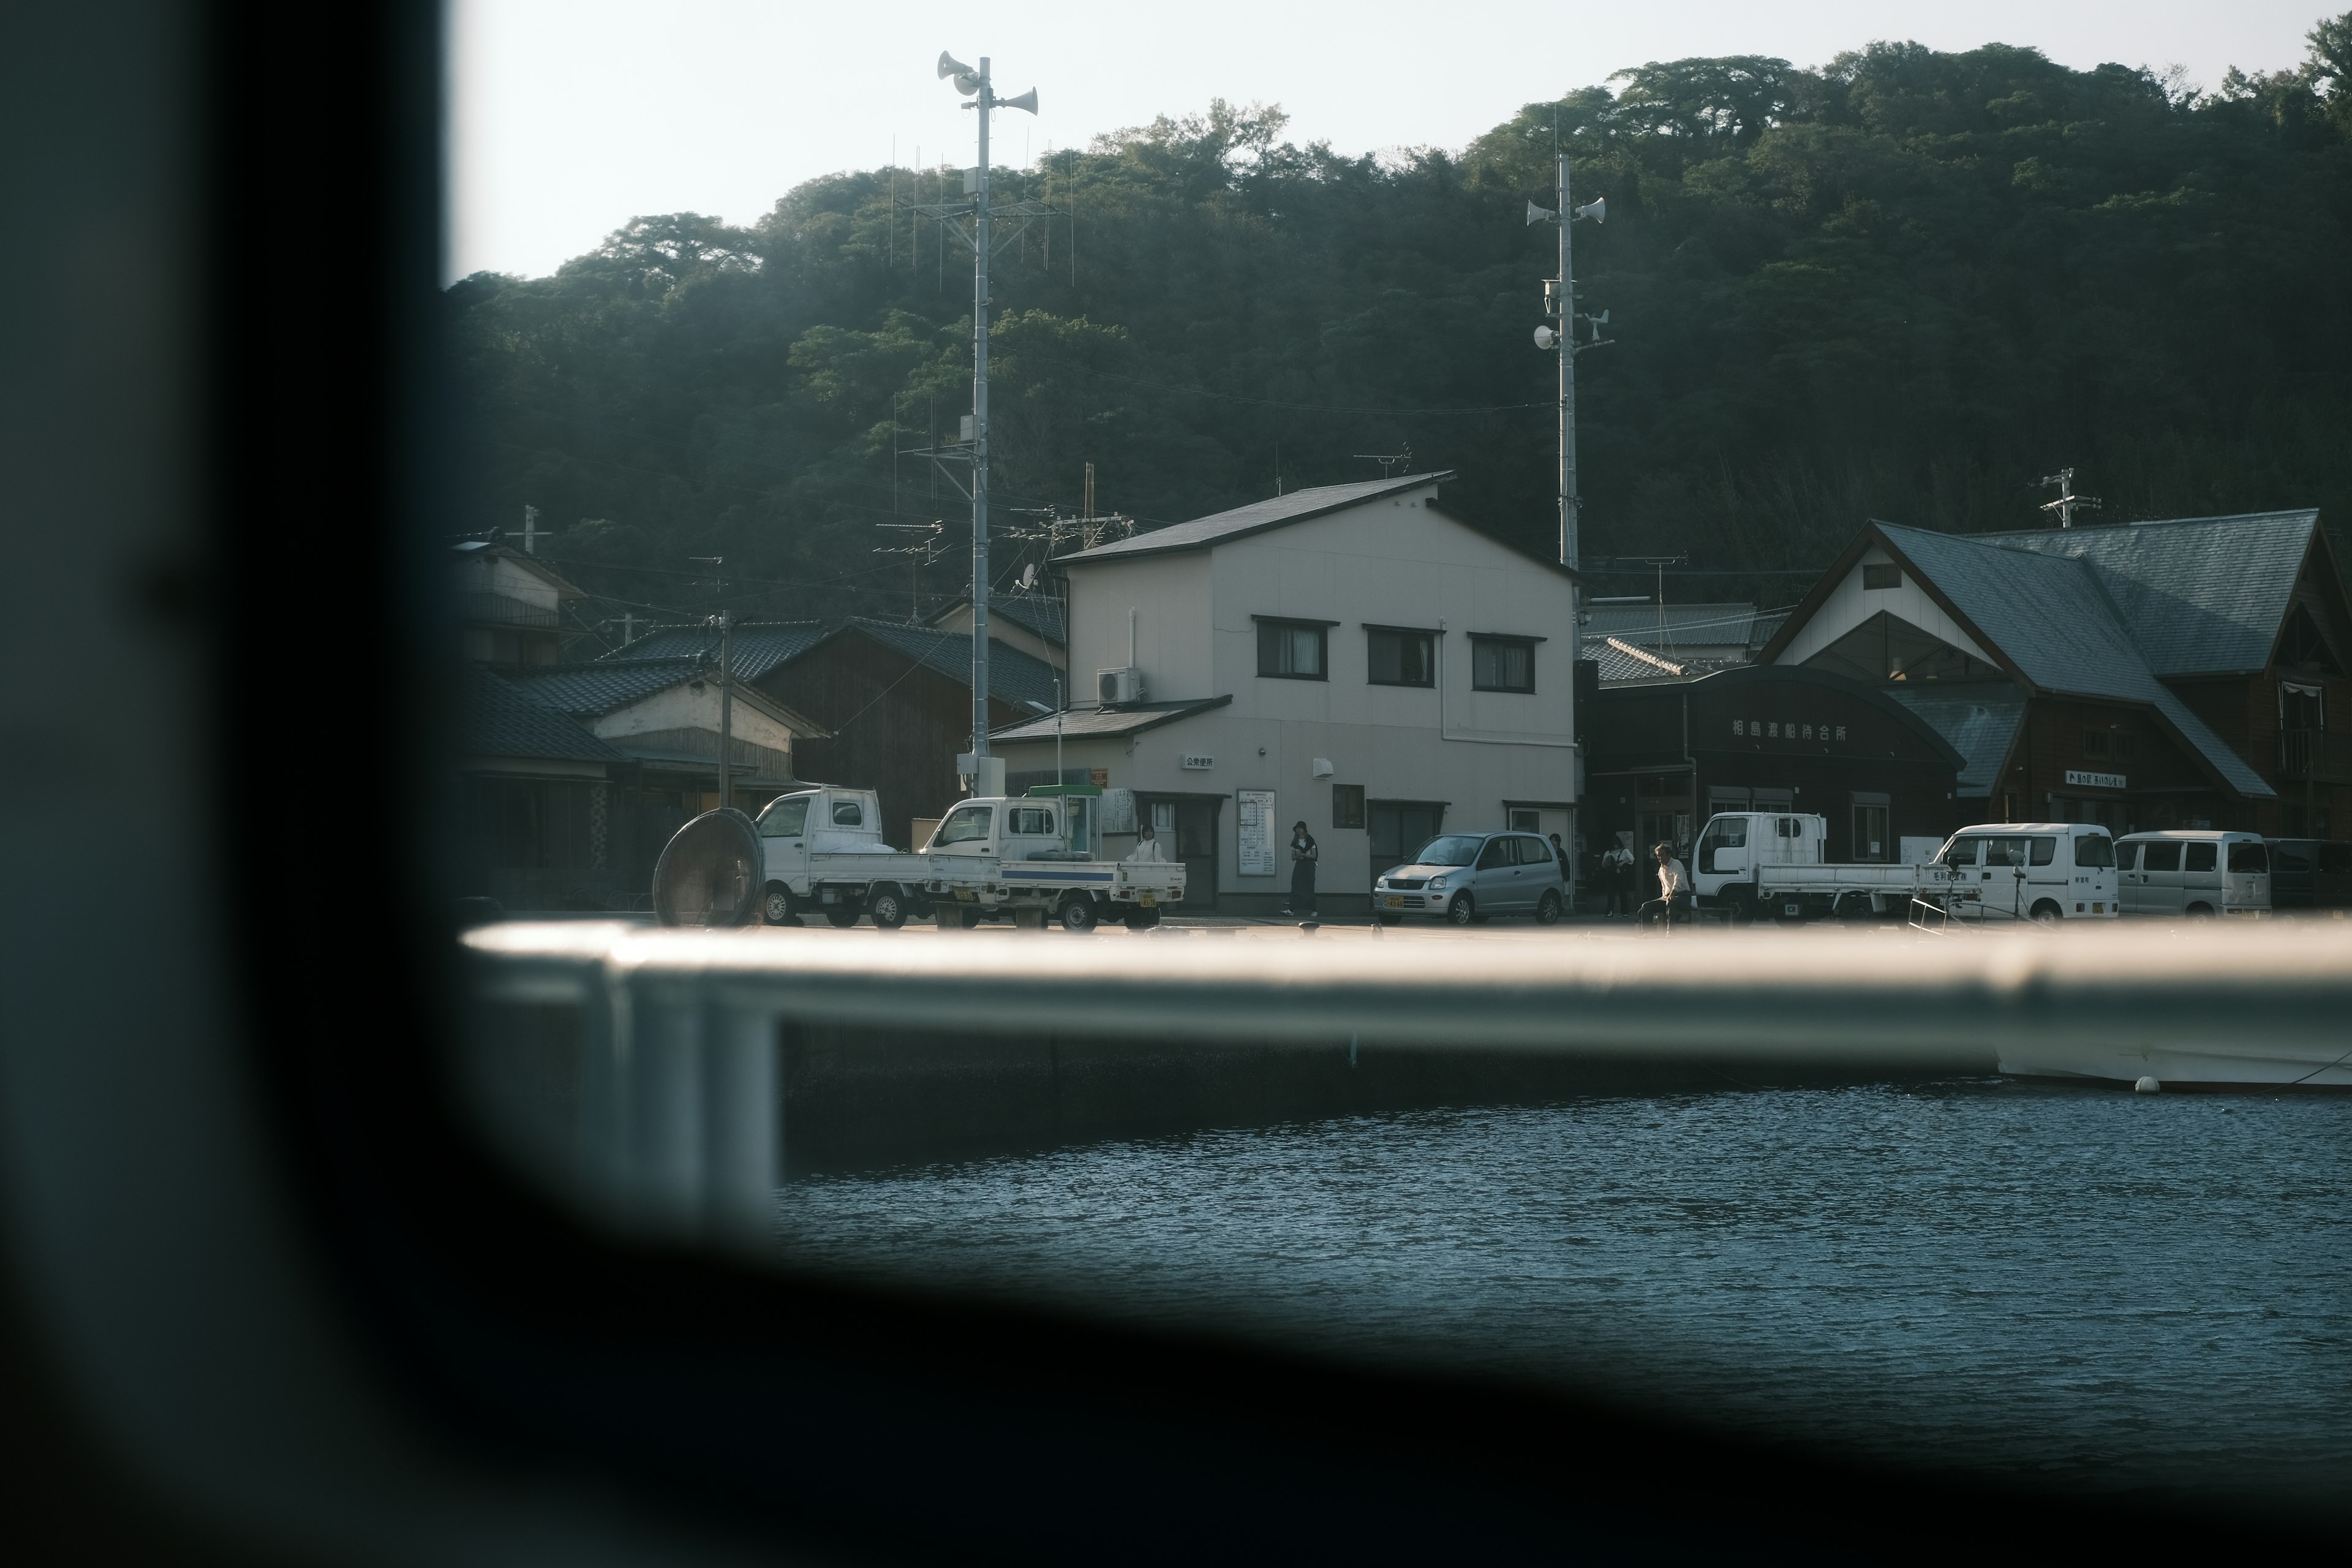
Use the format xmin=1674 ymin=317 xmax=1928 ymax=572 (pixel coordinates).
xmin=449 ymin=20 xmax=2352 ymax=630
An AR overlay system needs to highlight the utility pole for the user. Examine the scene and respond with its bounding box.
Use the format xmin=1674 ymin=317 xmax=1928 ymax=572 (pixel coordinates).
xmin=521 ymin=503 xmax=540 ymax=556
xmin=925 ymin=50 xmax=1039 ymax=774
xmin=2034 ymin=467 xmax=2102 ymax=529
xmin=690 ymin=556 xmax=731 ymax=812
xmin=1528 ymin=162 xmax=1608 ymax=628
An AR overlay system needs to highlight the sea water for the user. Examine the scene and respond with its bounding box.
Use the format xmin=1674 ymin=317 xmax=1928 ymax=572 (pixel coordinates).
xmin=774 ymin=1079 xmax=2352 ymax=1507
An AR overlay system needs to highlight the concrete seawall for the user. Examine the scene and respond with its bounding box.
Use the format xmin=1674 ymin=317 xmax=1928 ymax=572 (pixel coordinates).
xmin=775 ymin=1022 xmax=1927 ymax=1174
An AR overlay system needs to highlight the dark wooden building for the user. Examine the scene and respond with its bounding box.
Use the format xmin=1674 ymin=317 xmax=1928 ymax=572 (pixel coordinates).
xmin=1586 ymin=665 xmax=1967 ymax=867
xmin=753 ymin=618 xmax=1064 ymax=848
xmin=1758 ymin=511 xmax=2350 ymax=837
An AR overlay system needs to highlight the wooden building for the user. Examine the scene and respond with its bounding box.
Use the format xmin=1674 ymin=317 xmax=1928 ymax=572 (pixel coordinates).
xmin=753 ymin=618 xmax=1063 ymax=848
xmin=1760 ymin=511 xmax=2348 ymax=836
xmin=1585 ymin=665 xmax=1966 ymax=868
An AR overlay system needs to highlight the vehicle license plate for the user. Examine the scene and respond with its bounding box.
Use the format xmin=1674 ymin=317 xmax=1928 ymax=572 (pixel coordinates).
xmin=1139 ymin=892 xmax=1156 ymax=908
xmin=954 ymin=888 xmax=977 ymax=902
xmin=1385 ymin=895 xmax=1404 ymax=908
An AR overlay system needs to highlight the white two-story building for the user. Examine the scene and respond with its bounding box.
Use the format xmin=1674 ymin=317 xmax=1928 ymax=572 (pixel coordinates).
xmin=990 ymin=472 xmax=1581 ymax=914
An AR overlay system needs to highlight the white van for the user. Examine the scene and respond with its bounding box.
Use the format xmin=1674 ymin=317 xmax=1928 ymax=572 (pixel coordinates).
xmin=1931 ymin=823 xmax=2119 ymax=922
xmin=2115 ymin=831 xmax=2270 ymax=918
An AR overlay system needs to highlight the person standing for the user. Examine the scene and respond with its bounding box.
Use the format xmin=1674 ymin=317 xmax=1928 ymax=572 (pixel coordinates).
xmin=1637 ymin=842 xmax=1691 ymax=929
xmin=1600 ymin=832 xmax=1637 ymax=918
xmin=1287 ymin=820 xmax=1319 ymax=919
xmin=1126 ymin=823 xmax=1167 ymax=862
xmin=1548 ymin=832 xmax=1572 ymax=911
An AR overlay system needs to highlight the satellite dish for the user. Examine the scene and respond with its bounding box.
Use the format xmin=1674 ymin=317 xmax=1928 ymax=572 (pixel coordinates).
xmin=1575 ymin=196 xmax=1606 ymax=225
xmin=1020 ymin=562 xmax=1038 ymax=589
xmin=1525 ymin=200 xmax=1556 ymax=227
xmin=651 ymin=808 xmax=763 ymax=927
xmin=937 ymin=50 xmax=974 ymax=80
xmin=999 ymin=87 xmax=1039 ymax=115
xmin=1533 ymin=324 xmax=1558 ymax=350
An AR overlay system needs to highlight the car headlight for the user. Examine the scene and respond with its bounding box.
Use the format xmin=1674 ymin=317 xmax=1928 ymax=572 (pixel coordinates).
xmin=1428 ymin=875 xmax=1449 ymax=891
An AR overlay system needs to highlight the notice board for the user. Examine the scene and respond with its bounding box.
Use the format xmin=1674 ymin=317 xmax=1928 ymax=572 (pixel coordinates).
xmin=1237 ymin=790 xmax=1276 ymax=876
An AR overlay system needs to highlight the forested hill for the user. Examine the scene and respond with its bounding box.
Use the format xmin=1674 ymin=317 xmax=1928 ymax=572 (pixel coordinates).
xmin=450 ymin=21 xmax=2352 ymax=636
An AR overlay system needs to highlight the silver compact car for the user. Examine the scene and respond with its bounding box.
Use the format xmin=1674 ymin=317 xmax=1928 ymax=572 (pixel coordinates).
xmin=1374 ymin=831 xmax=1568 ymax=926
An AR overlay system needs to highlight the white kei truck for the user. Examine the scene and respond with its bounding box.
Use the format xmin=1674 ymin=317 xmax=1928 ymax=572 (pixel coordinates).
xmin=1691 ymin=812 xmax=2117 ymax=925
xmin=752 ymin=786 xmax=1185 ymax=932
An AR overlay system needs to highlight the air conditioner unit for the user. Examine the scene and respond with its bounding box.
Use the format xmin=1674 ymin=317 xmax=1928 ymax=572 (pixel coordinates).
xmin=1098 ymin=666 xmax=1146 ymax=706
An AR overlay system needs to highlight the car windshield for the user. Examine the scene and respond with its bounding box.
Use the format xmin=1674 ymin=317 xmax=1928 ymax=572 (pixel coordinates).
xmin=756 ymin=797 xmax=810 ymax=837
xmin=1414 ymin=835 xmax=1483 ymax=867
xmin=933 ymin=806 xmax=992 ymax=846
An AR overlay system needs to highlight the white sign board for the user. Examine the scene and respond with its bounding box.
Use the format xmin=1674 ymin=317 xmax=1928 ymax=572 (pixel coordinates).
xmin=2064 ymin=769 xmax=2127 ymax=790
xmin=1181 ymin=753 xmax=1215 ymax=770
xmin=1237 ymin=790 xmax=1276 ymax=876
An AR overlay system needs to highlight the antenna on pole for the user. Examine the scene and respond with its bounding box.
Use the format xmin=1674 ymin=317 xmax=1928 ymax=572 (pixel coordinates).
xmin=1352 ymin=443 xmax=1413 ymax=480
xmin=521 ymin=504 xmax=540 ymax=556
xmin=905 ymin=49 xmax=1045 ymax=778
xmin=2033 ymin=467 xmax=2103 ymax=529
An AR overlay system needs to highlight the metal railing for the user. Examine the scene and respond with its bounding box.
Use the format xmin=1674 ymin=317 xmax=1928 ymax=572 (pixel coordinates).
xmin=462 ymin=922 xmax=2352 ymax=1254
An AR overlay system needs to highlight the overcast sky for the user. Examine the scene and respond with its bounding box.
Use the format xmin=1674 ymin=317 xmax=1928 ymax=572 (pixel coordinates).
xmin=448 ymin=1 xmax=2331 ymax=281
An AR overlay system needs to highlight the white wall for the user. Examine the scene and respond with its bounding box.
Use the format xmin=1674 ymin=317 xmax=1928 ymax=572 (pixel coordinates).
xmin=1064 ymin=552 xmax=1215 ymax=701
xmin=1022 ymin=486 xmax=1579 ymax=903
xmin=1776 ymin=547 xmax=1997 ymax=668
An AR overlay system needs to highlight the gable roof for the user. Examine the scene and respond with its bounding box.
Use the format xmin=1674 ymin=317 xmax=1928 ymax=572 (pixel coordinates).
xmin=802 ymin=618 xmax=1066 ymax=715
xmin=1060 ymin=472 xmax=1455 ymax=563
xmin=510 ymin=655 xmax=828 ymax=737
xmin=455 ymin=664 xmax=624 ymax=764
xmin=1815 ymin=522 xmax=2274 ymax=799
xmin=1882 ymin=687 xmax=2027 ymax=797
xmin=1977 ymin=510 xmax=2320 ymax=676
xmin=597 ymin=620 xmax=829 ymax=680
xmin=450 ymin=539 xmax=587 ymax=600
xmin=927 ymin=592 xmax=1066 ymax=647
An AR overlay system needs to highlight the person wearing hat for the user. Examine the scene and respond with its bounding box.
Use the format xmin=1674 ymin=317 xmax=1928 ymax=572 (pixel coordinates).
xmin=1286 ymin=819 xmax=1319 ymax=920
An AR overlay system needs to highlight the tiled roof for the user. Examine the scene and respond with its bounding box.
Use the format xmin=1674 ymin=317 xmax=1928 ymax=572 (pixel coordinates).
xmin=455 ymin=664 xmax=623 ymax=764
xmin=1979 ymin=511 xmax=2318 ymax=676
xmin=834 ymin=617 xmax=1066 ymax=714
xmin=1883 ymin=688 xmax=2027 ymax=796
xmin=992 ymin=696 xmax=1233 ymax=743
xmin=597 ymin=620 xmax=828 ymax=680
xmin=1061 ymin=472 xmax=1455 ymax=562
xmin=1879 ymin=524 xmax=2274 ymax=798
xmin=510 ymin=657 xmax=706 ymax=718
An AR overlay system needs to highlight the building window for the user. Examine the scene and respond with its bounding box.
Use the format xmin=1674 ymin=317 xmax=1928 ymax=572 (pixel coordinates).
xmin=2082 ymin=727 xmax=2110 ymax=759
xmin=1365 ymin=627 xmax=1434 ymax=687
xmin=1332 ymin=784 xmax=1365 ymax=829
xmin=1257 ymin=619 xmax=1327 ymax=680
xmin=1470 ymin=635 xmax=1536 ymax=693
xmin=1863 ymin=563 xmax=1902 ymax=590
